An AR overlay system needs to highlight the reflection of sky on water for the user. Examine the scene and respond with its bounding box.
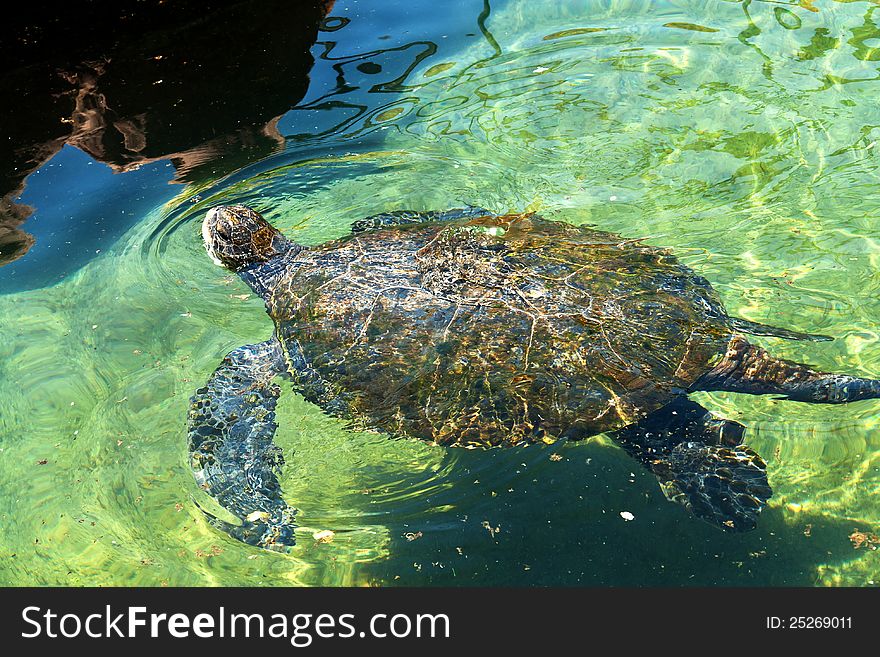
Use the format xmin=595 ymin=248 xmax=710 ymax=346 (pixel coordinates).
xmin=282 ymin=0 xmax=496 ymax=139
xmin=3 ymin=147 xmax=178 ymax=293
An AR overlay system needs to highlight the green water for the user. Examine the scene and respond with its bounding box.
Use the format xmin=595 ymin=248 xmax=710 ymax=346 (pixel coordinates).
xmin=2 ymin=0 xmax=880 ymax=586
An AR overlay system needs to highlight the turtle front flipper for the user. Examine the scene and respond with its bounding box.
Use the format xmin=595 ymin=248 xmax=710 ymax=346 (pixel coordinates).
xmin=188 ymin=338 xmax=297 ymax=551
xmin=612 ymin=397 xmax=771 ymax=532
xmin=350 ymin=206 xmax=493 ymax=233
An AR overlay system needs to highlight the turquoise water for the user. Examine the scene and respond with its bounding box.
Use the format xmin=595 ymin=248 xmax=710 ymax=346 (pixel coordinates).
xmin=2 ymin=0 xmax=880 ymax=586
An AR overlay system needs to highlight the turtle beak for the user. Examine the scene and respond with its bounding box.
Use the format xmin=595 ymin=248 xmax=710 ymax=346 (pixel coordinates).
xmin=202 ymin=208 xmax=225 ymax=267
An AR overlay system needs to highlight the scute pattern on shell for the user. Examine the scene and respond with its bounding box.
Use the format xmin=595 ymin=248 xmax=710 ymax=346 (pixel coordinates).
xmin=266 ymin=213 xmax=734 ymax=446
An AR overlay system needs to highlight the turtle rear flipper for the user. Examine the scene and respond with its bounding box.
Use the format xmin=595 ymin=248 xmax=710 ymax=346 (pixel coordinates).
xmin=612 ymin=397 xmax=771 ymax=532
xmin=658 ymin=441 xmax=770 ymax=532
xmin=696 ymin=336 xmax=880 ymax=403
xmin=188 ymin=338 xmax=297 ymax=551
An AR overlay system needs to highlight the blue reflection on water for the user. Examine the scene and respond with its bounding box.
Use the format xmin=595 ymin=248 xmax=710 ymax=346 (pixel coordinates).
xmin=2 ymin=146 xmax=179 ymax=293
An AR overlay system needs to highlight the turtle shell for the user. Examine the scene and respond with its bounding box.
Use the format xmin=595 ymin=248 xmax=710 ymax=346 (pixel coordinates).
xmin=266 ymin=213 xmax=733 ymax=446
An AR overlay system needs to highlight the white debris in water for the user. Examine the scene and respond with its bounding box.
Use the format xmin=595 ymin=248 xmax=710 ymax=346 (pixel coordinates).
xmin=609 ymin=195 xmax=618 ymax=201
xmin=313 ymin=530 xmax=335 ymax=543
xmin=533 ymin=66 xmax=550 ymax=74
xmin=620 ymin=511 xmax=635 ymax=521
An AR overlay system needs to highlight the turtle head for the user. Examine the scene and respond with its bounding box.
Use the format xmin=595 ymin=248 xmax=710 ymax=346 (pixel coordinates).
xmin=202 ymin=205 xmax=289 ymax=271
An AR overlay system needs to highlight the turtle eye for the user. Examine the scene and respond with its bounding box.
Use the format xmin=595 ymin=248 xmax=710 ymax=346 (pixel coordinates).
xmin=215 ymin=223 xmax=231 ymax=239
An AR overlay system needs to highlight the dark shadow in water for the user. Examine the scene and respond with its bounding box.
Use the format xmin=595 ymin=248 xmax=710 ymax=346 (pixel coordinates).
xmin=355 ymin=442 xmax=869 ymax=586
xmin=0 ymin=0 xmax=334 ymax=269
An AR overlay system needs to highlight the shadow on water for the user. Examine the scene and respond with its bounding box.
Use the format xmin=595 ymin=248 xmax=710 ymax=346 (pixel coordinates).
xmin=355 ymin=439 xmax=868 ymax=587
xmin=0 ymin=0 xmax=333 ymax=282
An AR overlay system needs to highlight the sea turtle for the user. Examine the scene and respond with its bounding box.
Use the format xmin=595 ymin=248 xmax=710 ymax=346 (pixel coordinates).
xmin=189 ymin=205 xmax=880 ymax=550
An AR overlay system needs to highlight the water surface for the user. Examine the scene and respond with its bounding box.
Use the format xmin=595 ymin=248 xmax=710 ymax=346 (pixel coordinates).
xmin=2 ymin=0 xmax=879 ymax=586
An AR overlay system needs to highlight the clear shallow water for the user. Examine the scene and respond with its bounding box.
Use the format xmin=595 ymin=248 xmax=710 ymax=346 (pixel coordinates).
xmin=2 ymin=0 xmax=880 ymax=586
